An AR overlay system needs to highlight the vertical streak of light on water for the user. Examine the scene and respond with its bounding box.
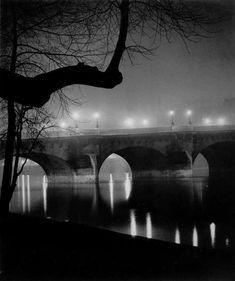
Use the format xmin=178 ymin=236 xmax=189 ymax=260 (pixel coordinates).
xmin=109 ymin=175 xmax=114 ymax=213
xmin=27 ymin=175 xmax=30 ymax=213
xmin=42 ymin=175 xmax=47 ymax=215
xmin=124 ymin=173 xmax=131 ymax=200
xmin=210 ymin=222 xmax=216 ymax=248
xmin=92 ymin=184 xmax=98 ymax=212
xmin=9 ymin=197 xmax=12 ymax=212
xmin=146 ymin=212 xmax=152 ymax=239
xmin=175 ymin=226 xmax=180 ymax=244
xmin=16 ymin=176 xmax=20 ymax=210
xmin=193 ymin=225 xmax=198 ymax=247
xmin=130 ymin=210 xmax=137 ymax=237
xmin=21 ymin=175 xmax=26 ymax=214
xmin=225 ymin=237 xmax=230 ymax=248
xmin=109 ymin=173 xmax=113 ymax=182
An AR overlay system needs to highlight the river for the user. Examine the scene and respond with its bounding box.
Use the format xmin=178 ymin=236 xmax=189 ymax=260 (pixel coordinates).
xmin=7 ymin=168 xmax=235 ymax=251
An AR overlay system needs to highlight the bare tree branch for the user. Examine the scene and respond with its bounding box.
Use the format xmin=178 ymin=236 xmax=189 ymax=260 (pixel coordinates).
xmin=1 ymin=0 xmax=222 ymax=107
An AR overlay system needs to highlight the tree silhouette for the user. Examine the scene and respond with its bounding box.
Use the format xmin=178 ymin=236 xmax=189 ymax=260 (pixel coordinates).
xmin=1 ymin=0 xmax=216 ymax=106
xmin=0 ymin=0 xmax=218 ymax=215
xmin=0 ymin=101 xmax=54 ymax=212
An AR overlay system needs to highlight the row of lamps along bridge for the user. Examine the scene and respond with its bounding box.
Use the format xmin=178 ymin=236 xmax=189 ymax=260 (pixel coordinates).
xmin=58 ymin=110 xmax=228 ymax=130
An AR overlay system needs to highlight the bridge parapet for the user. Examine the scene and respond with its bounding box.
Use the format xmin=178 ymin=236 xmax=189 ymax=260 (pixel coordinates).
xmin=19 ymin=125 xmax=235 ymax=139
xmin=1 ymin=125 xmax=235 ymax=184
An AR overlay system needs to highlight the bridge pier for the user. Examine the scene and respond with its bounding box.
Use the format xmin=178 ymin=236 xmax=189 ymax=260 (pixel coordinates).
xmin=89 ymin=154 xmax=99 ymax=184
xmin=165 ymin=150 xmax=193 ymax=177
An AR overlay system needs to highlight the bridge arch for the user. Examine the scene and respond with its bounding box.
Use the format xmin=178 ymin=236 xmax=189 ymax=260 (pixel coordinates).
xmin=99 ymin=153 xmax=132 ymax=182
xmin=23 ymin=153 xmax=75 ymax=187
xmin=0 ymin=152 xmax=75 ymax=188
xmin=193 ymin=141 xmax=235 ymax=177
xmin=99 ymin=146 xmax=167 ymax=180
xmin=192 ymin=153 xmax=209 ymax=177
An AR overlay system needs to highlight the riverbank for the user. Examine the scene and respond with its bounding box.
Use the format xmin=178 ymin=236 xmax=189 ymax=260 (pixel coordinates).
xmin=0 ymin=214 xmax=234 ymax=281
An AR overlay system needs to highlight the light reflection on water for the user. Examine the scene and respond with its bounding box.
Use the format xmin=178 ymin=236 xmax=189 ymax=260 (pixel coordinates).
xmin=7 ymin=174 xmax=235 ymax=250
xmin=10 ymin=174 xmax=48 ymax=216
xmin=210 ymin=222 xmax=216 ymax=248
xmin=146 ymin=212 xmax=152 ymax=239
xmin=175 ymin=227 xmax=180 ymax=244
xmin=21 ymin=175 xmax=26 ymax=214
xmin=109 ymin=178 xmax=114 ymax=213
xmin=130 ymin=210 xmax=137 ymax=237
xmin=193 ymin=226 xmax=198 ymax=247
xmin=42 ymin=175 xmax=48 ymax=215
xmin=124 ymin=174 xmax=131 ymax=200
xmin=26 ymin=175 xmax=30 ymax=213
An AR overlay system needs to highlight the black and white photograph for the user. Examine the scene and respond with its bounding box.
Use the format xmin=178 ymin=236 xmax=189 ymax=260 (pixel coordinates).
xmin=0 ymin=0 xmax=235 ymax=280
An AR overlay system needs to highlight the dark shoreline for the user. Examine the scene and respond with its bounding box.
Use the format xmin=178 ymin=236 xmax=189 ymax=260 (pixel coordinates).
xmin=0 ymin=214 xmax=235 ymax=281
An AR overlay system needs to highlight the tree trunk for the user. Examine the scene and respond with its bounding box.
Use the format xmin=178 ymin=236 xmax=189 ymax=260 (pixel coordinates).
xmin=0 ymin=100 xmax=16 ymax=217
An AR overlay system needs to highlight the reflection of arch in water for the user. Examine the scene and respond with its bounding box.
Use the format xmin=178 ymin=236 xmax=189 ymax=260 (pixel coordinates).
xmin=99 ymin=153 xmax=132 ymax=182
xmin=194 ymin=141 xmax=235 ymax=177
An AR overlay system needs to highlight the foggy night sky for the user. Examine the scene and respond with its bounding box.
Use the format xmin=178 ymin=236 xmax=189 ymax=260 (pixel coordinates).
xmin=60 ymin=0 xmax=235 ymax=130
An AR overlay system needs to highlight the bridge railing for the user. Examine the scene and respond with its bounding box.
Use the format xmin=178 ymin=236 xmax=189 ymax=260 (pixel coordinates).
xmin=21 ymin=125 xmax=235 ymax=139
xmin=40 ymin=128 xmax=100 ymax=138
xmin=99 ymin=125 xmax=235 ymax=135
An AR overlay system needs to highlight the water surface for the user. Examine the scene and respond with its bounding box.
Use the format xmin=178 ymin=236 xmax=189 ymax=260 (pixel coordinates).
xmin=8 ymin=173 xmax=235 ymax=250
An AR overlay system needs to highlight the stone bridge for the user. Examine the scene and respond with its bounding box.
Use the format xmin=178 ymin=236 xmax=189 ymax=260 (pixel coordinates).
xmin=1 ymin=126 xmax=235 ymax=186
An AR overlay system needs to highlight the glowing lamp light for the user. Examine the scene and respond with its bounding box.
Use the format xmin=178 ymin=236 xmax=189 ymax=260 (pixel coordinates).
xmin=142 ymin=119 xmax=149 ymax=126
xmin=60 ymin=121 xmax=67 ymax=129
xmin=217 ymin=117 xmax=226 ymax=126
xmin=203 ymin=118 xmax=211 ymax=126
xmin=169 ymin=110 xmax=175 ymax=126
xmin=72 ymin=112 xmax=79 ymax=120
xmin=125 ymin=118 xmax=134 ymax=127
xmin=186 ymin=110 xmax=192 ymax=116
xmin=93 ymin=112 xmax=100 ymax=119
xmin=186 ymin=110 xmax=193 ymax=125
xmin=93 ymin=112 xmax=100 ymax=130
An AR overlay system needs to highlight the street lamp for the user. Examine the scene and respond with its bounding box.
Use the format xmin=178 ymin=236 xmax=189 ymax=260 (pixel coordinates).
xmin=186 ymin=110 xmax=192 ymax=125
xmin=58 ymin=121 xmax=67 ymax=136
xmin=142 ymin=119 xmax=149 ymax=127
xmin=93 ymin=112 xmax=100 ymax=129
xmin=72 ymin=112 xmax=79 ymax=129
xmin=169 ymin=110 xmax=175 ymax=127
xmin=217 ymin=117 xmax=226 ymax=126
xmin=203 ymin=117 xmax=211 ymax=126
xmin=124 ymin=118 xmax=134 ymax=128
xmin=59 ymin=121 xmax=67 ymax=129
